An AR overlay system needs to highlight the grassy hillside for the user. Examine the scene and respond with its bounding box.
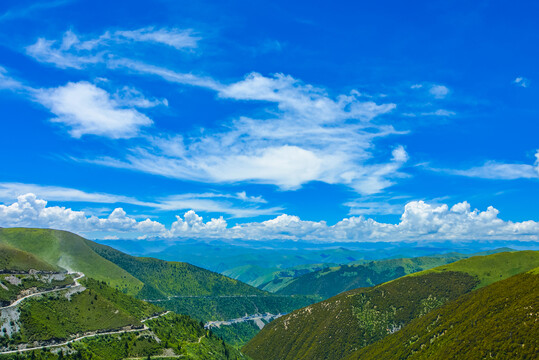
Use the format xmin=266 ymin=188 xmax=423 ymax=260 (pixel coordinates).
xmin=87 ymin=241 xmax=264 ymax=298
xmin=349 ymin=268 xmax=539 ymax=359
xmin=0 ymin=228 xmax=315 ymax=332
xmin=0 ymin=244 xmax=58 ymax=272
xmin=406 ymin=250 xmax=539 ymax=288
xmin=276 ymin=255 xmax=466 ymax=298
xmin=0 ymin=279 xmax=247 ymax=359
xmin=0 ymin=228 xmax=143 ymax=294
xmin=6 ymin=278 xmax=161 ymax=343
xmin=243 ymin=251 xmax=539 ymax=360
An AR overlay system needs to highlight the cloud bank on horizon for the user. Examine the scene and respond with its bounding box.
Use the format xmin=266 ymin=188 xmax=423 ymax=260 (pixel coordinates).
xmin=1 ymin=193 xmax=538 ymax=242
xmin=0 ymin=1 xmax=537 ymax=241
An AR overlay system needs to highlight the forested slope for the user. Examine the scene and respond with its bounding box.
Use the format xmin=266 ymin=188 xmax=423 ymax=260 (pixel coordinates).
xmin=349 ymin=268 xmax=539 ymax=359
xmin=243 ymin=251 xmax=539 ymax=360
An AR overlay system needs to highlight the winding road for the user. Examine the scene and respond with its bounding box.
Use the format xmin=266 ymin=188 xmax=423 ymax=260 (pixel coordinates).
xmin=0 ymin=272 xmax=172 ymax=355
xmin=0 ymin=310 xmax=171 ymax=355
xmin=0 ymin=272 xmax=85 ymax=310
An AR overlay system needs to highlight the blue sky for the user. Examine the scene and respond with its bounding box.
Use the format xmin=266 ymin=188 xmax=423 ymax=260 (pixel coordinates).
xmin=0 ymin=0 xmax=538 ymax=242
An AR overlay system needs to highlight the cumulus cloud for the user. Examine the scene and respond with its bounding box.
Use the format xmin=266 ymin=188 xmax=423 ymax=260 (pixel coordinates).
xmin=0 ymin=193 xmax=164 ymax=235
xmin=33 ymin=81 xmax=154 ymax=138
xmin=429 ymin=84 xmax=449 ymax=99
xmin=1 ymin=195 xmax=537 ymax=241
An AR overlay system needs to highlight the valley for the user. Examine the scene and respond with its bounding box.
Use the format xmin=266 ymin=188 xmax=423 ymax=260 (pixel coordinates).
xmin=0 ymin=228 xmax=537 ymax=359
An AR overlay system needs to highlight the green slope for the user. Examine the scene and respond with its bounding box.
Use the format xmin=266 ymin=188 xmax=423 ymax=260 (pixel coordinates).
xmin=87 ymin=240 xmax=318 ymax=342
xmin=0 ymin=243 xmax=58 ymax=272
xmin=0 ymin=278 xmax=246 ymax=360
xmin=243 ymin=251 xmax=539 ymax=360
xmin=0 ymin=228 xmax=143 ymax=294
xmin=87 ymin=240 xmax=264 ymax=298
xmin=276 ymin=255 xmax=467 ymax=298
xmin=1 ymin=276 xmax=160 ymax=344
xmin=349 ymin=268 xmax=539 ymax=360
xmin=406 ymin=250 xmax=539 ymax=288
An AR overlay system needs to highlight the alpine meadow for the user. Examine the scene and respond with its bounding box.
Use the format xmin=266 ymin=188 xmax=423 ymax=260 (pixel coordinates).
xmin=0 ymin=1 xmax=538 ymax=359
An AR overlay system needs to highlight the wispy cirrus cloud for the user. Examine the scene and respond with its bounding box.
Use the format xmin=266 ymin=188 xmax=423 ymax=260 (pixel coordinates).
xmin=0 ymin=183 xmax=279 ymax=218
xmin=26 ymin=27 xmax=200 ymax=69
xmin=83 ymin=72 xmax=404 ymax=194
xmin=0 ymin=0 xmax=75 ymax=22
xmin=114 ymin=27 xmax=200 ymax=49
xmin=428 ymin=150 xmax=539 ymax=180
xmin=21 ymin=29 xmax=408 ymax=195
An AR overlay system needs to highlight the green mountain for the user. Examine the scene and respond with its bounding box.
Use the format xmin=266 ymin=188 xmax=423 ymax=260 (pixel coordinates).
xmin=87 ymin=241 xmax=264 ymax=299
xmin=87 ymin=240 xmax=317 ymax=325
xmin=348 ymin=267 xmax=539 ymax=359
xmin=243 ymin=251 xmax=539 ymax=360
xmin=0 ymin=243 xmax=58 ymax=272
xmin=276 ymin=255 xmax=468 ymax=298
xmin=0 ymin=228 xmax=143 ymax=294
xmin=0 ymin=228 xmax=315 ymax=347
xmin=223 ymin=263 xmax=335 ymax=293
xmin=405 ymin=250 xmax=539 ymax=288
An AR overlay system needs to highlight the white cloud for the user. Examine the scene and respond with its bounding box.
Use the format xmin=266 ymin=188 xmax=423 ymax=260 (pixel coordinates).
xmin=344 ymin=201 xmax=404 ymax=216
xmin=1 ymin=195 xmax=537 ymax=241
xmin=420 ymin=109 xmax=456 ymax=117
xmin=33 ymin=81 xmax=153 ymax=138
xmin=0 ymin=0 xmax=73 ymax=22
xmin=113 ymin=86 xmax=168 ymax=108
xmin=114 ymin=27 xmax=200 ymax=49
xmin=151 ymin=193 xmax=281 ymax=218
xmin=0 ymin=182 xmax=144 ymax=205
xmin=108 ymin=58 xmax=223 ymax=90
xmin=26 ymin=36 xmax=104 ymax=69
xmin=435 ymin=151 xmax=539 ymax=180
xmin=514 ymin=77 xmax=529 ymax=88
xmin=391 ymin=145 xmax=408 ymax=162
xmin=26 ymin=28 xmax=200 ymax=69
xmin=410 ymin=84 xmax=423 ymax=89
xmin=23 ymin=31 xmax=407 ymax=194
xmin=0 ymin=66 xmax=25 ymax=90
xmin=86 ymin=72 xmax=403 ymax=194
xmin=218 ymin=72 xmax=395 ymax=123
xmin=429 ymin=84 xmax=449 ymax=99
xmin=0 ymin=193 xmax=164 ymax=235
xmin=0 ymin=183 xmax=278 ymax=218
